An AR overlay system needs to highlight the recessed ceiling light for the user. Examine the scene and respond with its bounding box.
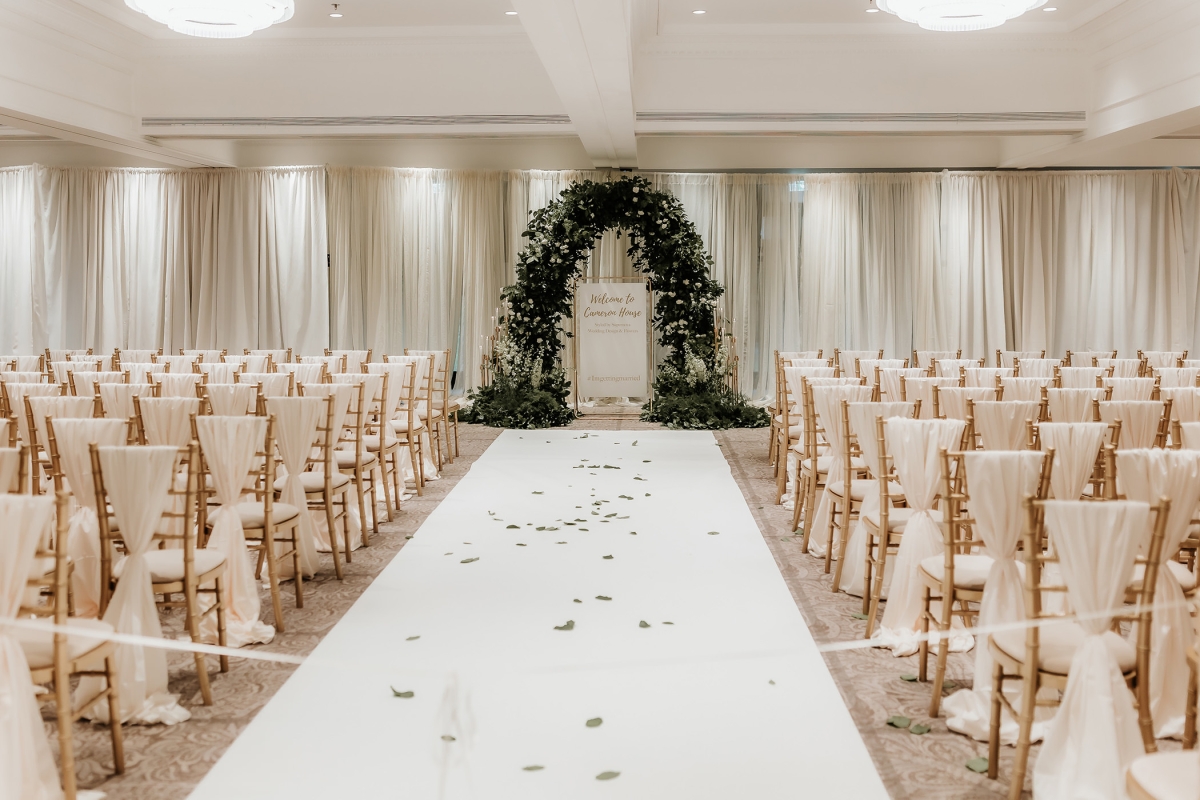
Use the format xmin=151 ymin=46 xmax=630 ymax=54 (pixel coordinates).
xmin=505 ymin=10 xmax=518 ymax=14
xmin=329 ymin=3 xmax=341 ymax=17
xmin=1043 ymin=6 xmax=1058 ymax=10
xmin=866 ymin=7 xmax=879 ymax=11
xmin=692 ymin=9 xmax=706 ymax=14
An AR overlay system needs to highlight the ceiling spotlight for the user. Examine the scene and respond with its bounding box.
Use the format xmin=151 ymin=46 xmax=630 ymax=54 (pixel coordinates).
xmin=329 ymin=3 xmax=341 ymax=17
xmin=505 ymin=10 xmax=518 ymax=15
xmin=692 ymin=9 xmax=706 ymax=14
xmin=1043 ymin=5 xmax=1057 ymax=9
xmin=866 ymin=0 xmax=880 ymax=10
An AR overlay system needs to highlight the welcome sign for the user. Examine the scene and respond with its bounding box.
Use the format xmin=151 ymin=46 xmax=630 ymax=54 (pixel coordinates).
xmin=576 ymin=282 xmax=650 ymax=399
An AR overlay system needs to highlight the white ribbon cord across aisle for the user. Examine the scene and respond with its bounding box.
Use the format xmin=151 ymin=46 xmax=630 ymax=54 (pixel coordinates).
xmin=873 ymin=417 xmax=970 ymax=657
xmin=1032 ymin=501 xmax=1148 ymax=800
xmin=195 ymin=416 xmax=276 ymax=647
xmin=266 ymin=397 xmax=323 ymax=578
xmin=81 ymin=446 xmax=191 ymax=725
xmin=0 ymin=495 xmax=64 ymax=800
xmin=943 ymin=451 xmax=1048 ymax=745
xmin=48 ymin=418 xmax=130 ymax=620
xmin=1115 ymin=449 xmax=1200 ymax=739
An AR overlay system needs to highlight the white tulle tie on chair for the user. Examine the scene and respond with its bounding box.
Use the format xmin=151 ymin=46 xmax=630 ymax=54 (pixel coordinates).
xmin=195 ymin=416 xmax=276 ymax=647
xmin=266 ymin=397 xmax=323 ymax=578
xmin=1116 ymin=449 xmax=1200 ymax=739
xmin=873 ymin=417 xmax=970 ymax=657
xmin=81 ymin=446 xmax=191 ymax=725
xmin=0 ymin=495 xmax=64 ymax=800
xmin=48 ymin=419 xmax=129 ymax=620
xmin=806 ymin=384 xmax=873 ymax=560
xmin=1033 ymin=501 xmax=1148 ymax=800
xmin=943 ymin=451 xmax=1048 ymax=745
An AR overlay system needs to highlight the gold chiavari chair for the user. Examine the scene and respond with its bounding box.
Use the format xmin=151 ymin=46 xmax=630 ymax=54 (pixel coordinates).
xmin=93 ymin=441 xmax=229 ymax=705
xmin=292 ymin=389 xmax=353 ymax=573
xmin=987 ymin=497 xmax=1168 ymax=798
xmin=18 ymin=492 xmax=125 ymax=798
xmin=330 ymin=376 xmax=381 ymax=543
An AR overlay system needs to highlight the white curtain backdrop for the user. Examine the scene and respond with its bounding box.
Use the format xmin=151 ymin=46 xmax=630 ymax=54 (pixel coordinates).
xmin=801 ymin=169 xmax=1200 ymax=361
xmin=1 ymin=164 xmax=327 ymax=356
xmin=6 ymin=164 xmax=1200 ymax=401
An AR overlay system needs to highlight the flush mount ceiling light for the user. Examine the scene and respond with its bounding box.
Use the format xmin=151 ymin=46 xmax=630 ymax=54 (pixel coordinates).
xmin=124 ymin=0 xmax=295 ymax=38
xmin=876 ymin=0 xmax=1047 ymax=31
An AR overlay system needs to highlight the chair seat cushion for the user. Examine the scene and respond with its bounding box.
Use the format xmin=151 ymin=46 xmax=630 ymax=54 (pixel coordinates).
xmin=362 ymin=434 xmax=397 ymax=452
xmin=16 ymin=618 xmax=114 ymax=670
xmin=114 ymin=548 xmax=226 ymax=583
xmin=273 ymin=471 xmax=351 ymax=493
xmin=1129 ymin=560 xmax=1198 ymax=593
xmin=1127 ymin=751 xmax=1199 ymax=800
xmin=919 ymin=554 xmax=1000 ymax=591
xmin=992 ymin=623 xmax=1135 ymax=675
xmin=235 ymin=501 xmax=301 ymax=529
xmin=863 ymin=507 xmax=943 ymax=532
xmin=388 ymin=418 xmax=425 ymax=436
xmin=335 ymin=449 xmax=378 ymax=469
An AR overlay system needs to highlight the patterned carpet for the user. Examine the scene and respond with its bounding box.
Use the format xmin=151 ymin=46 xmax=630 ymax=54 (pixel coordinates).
xmin=57 ymin=421 xmax=1043 ymax=799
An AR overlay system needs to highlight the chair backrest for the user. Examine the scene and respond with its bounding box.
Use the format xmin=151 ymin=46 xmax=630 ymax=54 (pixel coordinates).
xmin=98 ymin=383 xmax=151 ymax=422
xmin=297 ymin=384 xmax=353 ymax=465
xmin=1046 ymin=388 xmax=1105 ymax=423
xmin=405 ymin=349 xmax=449 ymax=410
xmin=999 ymin=376 xmax=1051 ymax=402
xmin=45 ymin=418 xmax=131 ymax=502
xmin=126 ymin=362 xmax=167 ymax=383
xmin=3 ymin=383 xmax=60 ymax=444
xmin=934 ymin=386 xmax=996 ymax=421
xmin=1014 ymin=358 xmax=1060 ymax=379
xmin=1151 ymin=367 xmax=1200 ymax=389
xmin=877 ymin=367 xmax=929 ymax=403
xmin=1037 ymin=422 xmax=1111 ymax=499
xmin=135 ymin=396 xmax=203 ymax=447
xmin=932 ymin=357 xmax=982 ymax=378
xmin=964 ymin=367 xmax=1013 ymax=388
xmin=69 ymin=371 xmax=127 ymax=400
xmin=1056 ymin=366 xmax=1104 ymax=389
xmin=26 ymin=396 xmax=94 ymax=462
xmin=835 ymin=349 xmax=883 ymax=375
xmin=156 ymin=354 xmax=198 ymax=373
xmin=1161 ymin=387 xmax=1200 ymax=424
xmin=204 ymin=383 xmax=260 ymax=416
xmin=1096 ymin=357 xmax=1143 ymax=378
xmin=900 ymin=377 xmax=958 ymax=418
xmin=181 ymin=349 xmax=226 ymax=363
xmin=222 ymin=354 xmax=269 ymax=373
xmin=237 ymin=372 xmax=293 ymax=400
xmin=118 ymin=348 xmax=159 ymax=365
xmin=1065 ymin=349 xmax=1115 ymax=366
xmin=327 ymin=349 xmax=372 ymax=372
xmin=1105 ymin=377 xmax=1156 ymax=401
xmin=967 ymin=399 xmax=1039 ymax=451
xmin=278 ymin=363 xmax=327 ymax=385
xmin=857 ymin=358 xmax=906 ymax=381
xmin=153 ymin=373 xmax=202 ymax=398
xmin=777 ymin=350 xmax=822 ymax=361
xmin=197 ymin=363 xmax=238 ymax=385
xmin=0 ymin=445 xmax=29 ymax=493
xmin=914 ymin=350 xmax=960 ymax=367
xmin=1 ymin=371 xmax=48 ymax=384
xmin=1098 ymin=400 xmax=1168 ymax=449
xmin=1140 ymin=350 xmax=1185 ymax=370
xmin=247 ymin=348 xmax=291 ymax=365
xmin=998 ymin=349 xmax=1046 ymax=368
xmin=364 ymin=363 xmax=408 ymax=425
xmin=846 ymin=401 xmax=918 ymax=482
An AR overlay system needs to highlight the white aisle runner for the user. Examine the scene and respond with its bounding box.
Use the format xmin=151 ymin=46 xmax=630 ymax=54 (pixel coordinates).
xmin=190 ymin=431 xmax=886 ymax=799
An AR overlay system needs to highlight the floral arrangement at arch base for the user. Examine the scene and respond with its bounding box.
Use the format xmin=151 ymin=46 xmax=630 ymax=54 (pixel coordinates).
xmin=462 ymin=176 xmax=768 ymax=431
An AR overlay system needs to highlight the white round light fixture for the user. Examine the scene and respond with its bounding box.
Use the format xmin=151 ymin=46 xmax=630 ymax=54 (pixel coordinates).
xmin=876 ymin=0 xmax=1047 ymax=31
xmin=124 ymin=0 xmax=295 ymax=38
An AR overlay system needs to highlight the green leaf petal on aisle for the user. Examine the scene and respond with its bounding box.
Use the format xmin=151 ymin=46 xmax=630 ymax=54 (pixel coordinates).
xmin=851 ymin=613 xmax=869 ymax=620
xmin=554 ymin=620 xmax=576 ymax=630
xmin=886 ymin=716 xmax=911 ymax=729
xmin=596 ymin=595 xmax=612 ymax=601
xmin=406 ymin=636 xmax=420 ymax=641
xmin=390 ymin=688 xmax=414 ymax=698
xmin=966 ymin=758 xmax=988 ymax=774
xmin=507 ymin=525 xmax=519 ymax=529
xmin=442 ymin=735 xmax=456 ymax=742
xmin=522 ymin=765 xmax=544 ymax=772
xmin=707 ymin=531 xmax=720 ymax=535
xmin=603 ymin=555 xmax=614 ymax=560
xmin=900 ymin=674 xmax=918 ymax=682
xmin=639 ymin=620 xmax=651 ymax=628
xmin=909 ymin=724 xmax=931 ymax=735
xmin=586 ymin=717 xmax=603 ymax=727
xmin=596 ymin=772 xmax=620 ymax=781
xmin=460 ymin=557 xmax=479 ymax=564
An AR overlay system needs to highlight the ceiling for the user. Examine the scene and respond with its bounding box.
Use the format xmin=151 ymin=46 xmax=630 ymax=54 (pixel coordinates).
xmin=0 ymin=0 xmax=1198 ymax=170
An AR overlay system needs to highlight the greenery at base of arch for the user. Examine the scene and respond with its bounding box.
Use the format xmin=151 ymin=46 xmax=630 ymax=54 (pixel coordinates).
xmin=462 ymin=176 xmax=768 ymax=431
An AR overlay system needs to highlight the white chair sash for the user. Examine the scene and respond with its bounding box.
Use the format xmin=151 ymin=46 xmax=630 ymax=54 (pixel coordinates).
xmin=1099 ymin=401 xmax=1164 ymax=449
xmin=98 ymin=383 xmax=150 ymax=421
xmin=1016 ymin=358 xmax=1060 ymax=379
xmin=938 ymin=387 xmax=994 ymax=421
xmin=126 ymin=363 xmax=166 ymax=383
xmin=279 ymin=364 xmax=325 ymax=385
xmin=139 ymin=398 xmax=201 ymax=447
xmin=207 ymin=385 xmax=257 ymax=416
xmin=0 ymin=495 xmax=63 ymax=800
xmin=1115 ymin=449 xmax=1200 ymax=739
xmin=1152 ymin=368 xmax=1199 ymax=389
xmin=964 ymin=367 xmax=1013 ymax=388
xmin=154 ymin=373 xmax=201 ymax=398
xmin=48 ymin=419 xmax=129 ymax=620
xmin=1046 ymin=388 xmax=1104 ymax=423
xmin=1097 ymin=358 xmax=1142 ymax=378
xmin=944 ymin=451 xmax=1045 ymax=744
xmin=27 ymin=396 xmax=94 ymax=452
xmin=878 ymin=368 xmax=928 ymax=403
xmin=904 ymin=378 xmax=958 ymax=419
xmin=806 ymin=385 xmax=874 ymax=560
xmin=1033 ymin=501 xmax=1148 ymax=800
xmin=240 ymin=373 xmax=292 ymax=398
xmin=1057 ymin=367 xmax=1103 ymax=389
xmin=0 ymin=447 xmax=20 ymax=492
xmin=195 ymin=417 xmax=275 ymax=647
xmin=80 ymin=446 xmax=190 ymax=725
xmin=1038 ymin=422 xmax=1107 ymax=500
xmin=875 ymin=417 xmax=967 ymax=655
xmin=973 ymin=400 xmax=1039 ymax=451
xmin=6 ymin=384 xmax=60 ymax=445
xmin=837 ymin=401 xmax=916 ymax=597
xmin=198 ymin=364 xmax=237 ymax=385
xmin=265 ymin=397 xmax=324 ymax=578
xmin=1000 ymin=376 xmax=1050 ymax=401
xmin=1161 ymin=388 xmax=1200 ymax=423
xmin=933 ymin=358 xmax=980 ymax=378
xmin=1143 ymin=351 xmax=1184 ymax=370
xmin=1105 ymin=378 xmax=1155 ymax=401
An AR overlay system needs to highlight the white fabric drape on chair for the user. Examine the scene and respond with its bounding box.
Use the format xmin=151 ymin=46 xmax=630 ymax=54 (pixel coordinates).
xmin=1033 ymin=501 xmax=1148 ymax=800
xmin=195 ymin=416 xmax=276 ymax=647
xmin=81 ymin=446 xmax=190 ymax=725
xmin=0 ymin=495 xmax=64 ymax=800
xmin=943 ymin=451 xmax=1046 ymax=744
xmin=1115 ymin=449 xmax=1200 ymax=739
xmin=874 ymin=417 xmax=969 ymax=656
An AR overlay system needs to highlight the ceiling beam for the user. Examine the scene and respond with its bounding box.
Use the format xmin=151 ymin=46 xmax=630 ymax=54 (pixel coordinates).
xmin=512 ymin=0 xmax=637 ymax=168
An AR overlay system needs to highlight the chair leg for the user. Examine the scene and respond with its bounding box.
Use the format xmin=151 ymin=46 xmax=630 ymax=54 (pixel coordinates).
xmin=1008 ymin=667 xmax=1038 ymax=800
xmin=1185 ymin=665 xmax=1198 ymax=749
xmin=263 ymin=540 xmax=285 ymax=632
xmin=355 ymin=469 xmax=371 ymax=545
xmin=988 ymin=662 xmax=1003 ymax=780
xmin=390 ymin=450 xmax=404 ymax=505
xmin=866 ymin=540 xmax=888 ymax=639
xmin=340 ymin=490 xmax=354 ymax=561
xmin=55 ymin=664 xmax=77 ymax=797
xmin=929 ymin=599 xmax=952 ymax=717
xmin=823 ymin=497 xmax=840 ymax=574
xmin=183 ymin=582 xmax=213 ymax=706
xmin=324 ymin=495 xmax=344 ymax=580
xmin=409 ymin=442 xmax=423 ymax=497
xmin=862 ymin=533 xmax=873 ymax=615
xmin=214 ymin=576 xmax=228 ymax=673
xmin=292 ymin=536 xmax=305 ymax=609
xmin=918 ymin=588 xmax=931 ymax=683
xmin=104 ymin=655 xmax=125 ymax=773
xmin=378 ymin=457 xmax=395 ymax=521
xmin=831 ymin=500 xmax=854 ymax=590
